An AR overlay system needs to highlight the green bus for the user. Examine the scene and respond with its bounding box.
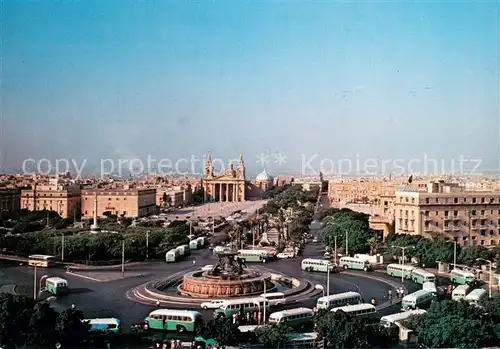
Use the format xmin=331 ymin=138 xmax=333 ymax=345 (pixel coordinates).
xmin=165 ymin=249 xmax=179 ymax=263
xmin=301 ymin=258 xmax=336 ymax=273
xmin=316 ymin=292 xmax=362 ymax=310
xmin=214 ymin=297 xmax=269 ymax=318
xmin=45 ymin=277 xmax=69 ymax=296
xmin=144 ymin=309 xmax=202 ymax=333
xmin=84 ymin=318 xmax=121 ymax=333
xmin=410 ymin=268 xmax=436 ymax=284
xmin=189 ymin=240 xmax=199 ymax=250
xmin=176 ymin=244 xmax=191 ymax=257
xmin=386 ymin=263 xmax=414 ymax=279
xmin=268 ymin=308 xmax=314 ymax=329
xmin=331 ymin=303 xmax=377 ymax=318
xmin=450 ymin=269 xmax=475 ymax=285
xmin=339 ymin=257 xmax=372 ymax=271
xmin=401 ymin=290 xmax=434 ymax=311
xmin=237 ymin=249 xmax=273 ymax=263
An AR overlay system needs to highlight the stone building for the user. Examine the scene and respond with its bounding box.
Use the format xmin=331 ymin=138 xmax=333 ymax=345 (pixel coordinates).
xmin=202 ymin=153 xmax=247 ymax=202
xmin=0 ymin=188 xmax=21 ymax=213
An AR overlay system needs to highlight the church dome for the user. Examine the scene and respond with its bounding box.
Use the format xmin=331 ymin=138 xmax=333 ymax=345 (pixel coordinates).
xmin=256 ymin=169 xmax=273 ymax=181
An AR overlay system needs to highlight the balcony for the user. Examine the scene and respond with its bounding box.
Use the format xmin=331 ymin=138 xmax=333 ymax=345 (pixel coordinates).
xmin=444 ymin=216 xmax=452 ymax=221
xmin=444 ymin=226 xmax=453 ymax=232
xmin=423 ymin=216 xmax=432 ymax=221
xmin=453 ymin=226 xmax=461 ymax=231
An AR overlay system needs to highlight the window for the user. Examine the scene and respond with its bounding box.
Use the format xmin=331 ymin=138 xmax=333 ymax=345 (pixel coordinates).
xmin=481 ymin=210 xmax=485 ymax=216
xmin=472 ymin=210 xmax=476 ymax=215
xmin=481 ymin=198 xmax=485 ymax=203
xmin=454 ymin=211 xmax=458 ymax=216
xmin=454 ymin=198 xmax=458 ymax=203
xmin=435 ymin=198 xmax=438 ymax=203
xmin=473 ymin=198 xmax=477 ymax=203
xmin=426 ymin=198 xmax=430 ymax=204
xmin=444 ymin=211 xmax=449 ymax=217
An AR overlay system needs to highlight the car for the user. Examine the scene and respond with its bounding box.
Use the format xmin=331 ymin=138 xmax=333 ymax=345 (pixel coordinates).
xmin=201 ymin=265 xmax=214 ymax=271
xmin=277 ymin=252 xmax=294 ymax=259
xmin=200 ymin=300 xmax=225 ymax=310
xmin=312 ymin=239 xmax=318 ymax=243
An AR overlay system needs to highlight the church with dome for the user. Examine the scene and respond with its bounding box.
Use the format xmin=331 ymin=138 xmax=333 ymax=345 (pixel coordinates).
xmin=201 ymin=153 xmax=276 ymax=202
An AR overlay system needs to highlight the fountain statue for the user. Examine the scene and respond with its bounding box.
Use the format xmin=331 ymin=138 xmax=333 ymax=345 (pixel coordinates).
xmin=209 ymin=252 xmax=247 ymax=279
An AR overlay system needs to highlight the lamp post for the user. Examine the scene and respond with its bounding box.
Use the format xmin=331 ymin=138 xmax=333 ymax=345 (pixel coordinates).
xmin=448 ymin=240 xmax=457 ymax=269
xmin=326 ymin=262 xmax=331 ymax=297
xmin=33 ymin=266 xmax=37 ymax=300
xmin=146 ymin=230 xmax=150 ymax=262
xmin=121 ymin=239 xmax=125 ymax=278
xmin=476 ymin=258 xmax=493 ymax=298
xmin=392 ymin=245 xmax=415 ymax=283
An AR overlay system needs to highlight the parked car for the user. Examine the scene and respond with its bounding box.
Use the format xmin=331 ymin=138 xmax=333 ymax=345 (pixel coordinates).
xmin=201 ymin=265 xmax=214 ymax=271
xmin=200 ymin=300 xmax=225 ymax=310
xmin=277 ymin=252 xmax=294 ymax=259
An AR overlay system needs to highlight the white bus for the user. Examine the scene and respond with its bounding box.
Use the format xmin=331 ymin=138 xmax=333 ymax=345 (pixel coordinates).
xmin=422 ymin=282 xmax=438 ymax=297
xmin=401 ymin=290 xmax=434 ymax=310
xmin=316 ymin=292 xmax=362 ymax=310
xmin=268 ymin=308 xmax=314 ymax=328
xmin=238 ymin=249 xmax=273 ymax=263
xmin=380 ymin=309 xmax=427 ymax=328
xmin=28 ymin=255 xmax=55 ymax=267
xmin=450 ymin=269 xmax=475 ymax=285
xmin=464 ymin=288 xmax=487 ymax=305
xmin=84 ymin=318 xmax=121 ymax=333
xmin=301 ymin=258 xmax=335 ymax=273
xmin=214 ymin=297 xmax=269 ymax=318
xmin=331 ymin=303 xmax=377 ymax=317
xmin=410 ymin=269 xmax=436 ymax=284
xmin=260 ymin=292 xmax=286 ymax=306
xmin=452 ymin=284 xmax=471 ymax=301
xmin=386 ymin=264 xmax=414 ymax=279
xmin=339 ymin=257 xmax=372 ymax=271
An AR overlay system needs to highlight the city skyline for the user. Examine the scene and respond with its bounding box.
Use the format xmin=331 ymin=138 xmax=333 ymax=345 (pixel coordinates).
xmin=2 ymin=1 xmax=499 ymax=175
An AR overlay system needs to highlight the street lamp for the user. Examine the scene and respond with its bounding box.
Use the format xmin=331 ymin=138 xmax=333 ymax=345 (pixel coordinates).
xmin=392 ymin=245 xmax=415 ymax=283
xmin=448 ymin=240 xmax=457 ymax=269
xmin=476 ymin=258 xmax=493 ymax=298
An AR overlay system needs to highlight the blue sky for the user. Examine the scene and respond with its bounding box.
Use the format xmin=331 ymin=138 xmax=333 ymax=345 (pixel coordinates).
xmin=2 ymin=1 xmax=499 ymax=176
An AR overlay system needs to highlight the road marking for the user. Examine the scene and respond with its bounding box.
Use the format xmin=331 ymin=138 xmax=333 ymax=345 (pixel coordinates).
xmin=66 ymin=272 xmax=102 ymax=282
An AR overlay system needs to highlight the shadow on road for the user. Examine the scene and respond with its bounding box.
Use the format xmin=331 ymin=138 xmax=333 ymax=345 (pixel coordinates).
xmin=70 ymin=287 xmax=93 ymax=295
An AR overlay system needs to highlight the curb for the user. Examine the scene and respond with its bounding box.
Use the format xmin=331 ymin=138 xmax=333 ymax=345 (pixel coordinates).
xmin=65 ymin=271 xmax=103 ymax=282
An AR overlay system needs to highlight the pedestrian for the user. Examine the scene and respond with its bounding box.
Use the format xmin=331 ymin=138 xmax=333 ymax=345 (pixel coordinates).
xmin=156 ymin=300 xmax=160 ymax=309
xmin=253 ymin=311 xmax=257 ymax=323
xmin=192 ymin=260 xmax=196 ymax=265
xmin=388 ymin=289 xmax=393 ymax=304
xmin=232 ymin=313 xmax=237 ymax=324
xmin=371 ymin=298 xmax=377 ymax=306
xmin=71 ymin=304 xmax=75 ymax=310
xmin=400 ymin=286 xmax=405 ymax=297
xmin=258 ymin=311 xmax=262 ymax=325
xmin=246 ymin=311 xmax=250 ymax=324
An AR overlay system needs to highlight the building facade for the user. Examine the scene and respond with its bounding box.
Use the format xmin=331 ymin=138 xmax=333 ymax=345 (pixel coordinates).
xmin=21 ymin=179 xmax=81 ymax=218
xmin=394 ymin=180 xmax=500 ymax=246
xmin=0 ymin=188 xmax=21 ymax=212
xmin=202 ymin=153 xmax=246 ymax=202
xmin=81 ymin=187 xmax=157 ymax=219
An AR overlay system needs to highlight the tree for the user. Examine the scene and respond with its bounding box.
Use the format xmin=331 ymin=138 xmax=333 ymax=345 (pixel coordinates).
xmin=27 ymin=301 xmax=58 ymax=346
xmin=200 ymin=318 xmax=240 ymax=346
xmin=55 ymin=308 xmax=91 ymax=347
xmin=322 ymin=210 xmax=372 ymax=255
xmin=255 ymin=323 xmax=292 ymax=348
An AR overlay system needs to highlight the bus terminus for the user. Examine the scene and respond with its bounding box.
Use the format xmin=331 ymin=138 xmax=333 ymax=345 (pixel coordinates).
xmin=410 ymin=268 xmax=436 ymax=284
xmin=301 ymin=258 xmax=336 ymax=273
xmin=237 ymin=249 xmax=273 ymax=263
xmin=214 ymin=297 xmax=269 ymax=318
xmin=339 ymin=257 xmax=372 ymax=271
xmin=268 ymin=308 xmax=314 ymax=329
xmin=44 ymin=277 xmax=68 ymax=296
xmin=331 ymin=303 xmax=377 ymax=318
xmin=144 ymin=309 xmax=202 ymax=333
xmin=316 ymin=292 xmax=362 ymax=310
xmin=386 ymin=264 xmax=414 ymax=279
xmin=28 ymin=255 xmax=55 ymax=267
xmin=450 ymin=269 xmax=475 ymax=285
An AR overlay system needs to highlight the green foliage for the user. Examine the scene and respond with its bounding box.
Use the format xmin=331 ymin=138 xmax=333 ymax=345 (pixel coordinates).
xmin=405 ymin=299 xmax=500 ymax=348
xmin=199 ymin=318 xmax=240 ymax=346
xmin=255 ymin=323 xmax=292 ymax=348
xmin=192 ymin=188 xmax=205 ymax=204
xmin=55 ymin=308 xmax=91 ymax=347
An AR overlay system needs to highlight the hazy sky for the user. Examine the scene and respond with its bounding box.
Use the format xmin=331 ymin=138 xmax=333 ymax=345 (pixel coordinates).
xmin=2 ymin=1 xmax=499 ymax=177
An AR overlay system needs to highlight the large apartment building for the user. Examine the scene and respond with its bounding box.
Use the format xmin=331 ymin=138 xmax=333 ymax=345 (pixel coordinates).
xmin=0 ymin=188 xmax=21 ymax=212
xmin=21 ymin=179 xmax=81 ymax=218
xmin=394 ymin=180 xmax=500 ymax=246
xmin=81 ymin=186 xmax=157 ymax=219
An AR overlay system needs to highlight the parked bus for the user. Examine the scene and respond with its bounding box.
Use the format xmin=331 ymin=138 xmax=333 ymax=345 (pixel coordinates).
xmin=316 ymin=292 xmax=362 ymax=310
xmin=144 ymin=309 xmax=202 ymax=333
xmin=237 ymin=249 xmax=272 ymax=263
xmin=176 ymin=245 xmax=191 ymax=257
xmin=28 ymin=255 xmax=55 ymax=268
xmin=260 ymin=292 xmax=286 ymax=306
xmin=410 ymin=268 xmax=436 ymax=284
xmin=165 ymin=249 xmax=179 ymax=263
xmin=84 ymin=318 xmax=121 ymax=333
xmin=464 ymin=288 xmax=487 ymax=305
xmin=450 ymin=269 xmax=475 ymax=285
xmin=45 ymin=277 xmax=68 ymax=296
xmin=331 ymin=303 xmax=377 ymax=318
xmin=386 ymin=264 xmax=414 ymax=279
xmin=214 ymin=297 xmax=269 ymax=318
xmin=189 ymin=240 xmax=199 ymax=250
xmin=268 ymin=308 xmax=314 ymax=329
xmin=401 ymin=290 xmax=434 ymax=310
xmin=380 ymin=310 xmax=427 ymax=328
xmin=301 ymin=258 xmax=335 ymax=273
xmin=339 ymin=257 xmax=371 ymax=271
xmin=196 ymin=237 xmax=207 ymax=248
xmin=285 ymin=332 xmax=319 ymax=348
xmin=452 ymin=284 xmax=471 ymax=301
xmin=422 ymin=282 xmax=438 ymax=298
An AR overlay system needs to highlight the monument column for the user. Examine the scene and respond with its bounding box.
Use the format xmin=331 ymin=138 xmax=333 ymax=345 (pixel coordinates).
xmin=219 ymin=184 xmax=222 ymax=202
xmin=226 ymin=184 xmax=229 ymax=202
xmin=232 ymin=183 xmax=236 ymax=202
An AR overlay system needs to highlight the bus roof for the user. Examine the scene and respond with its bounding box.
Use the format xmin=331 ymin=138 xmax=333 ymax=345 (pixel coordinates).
xmin=465 ymin=288 xmax=487 ymax=299
xmin=302 ymin=258 xmax=331 ymax=264
xmin=149 ymin=309 xmax=201 ymax=317
xmin=221 ymin=297 xmax=267 ymax=304
xmin=318 ymin=291 xmax=361 ymax=302
xmin=85 ymin=318 xmax=120 ymax=325
xmin=238 ymin=325 xmax=260 ymax=333
xmin=387 ymin=263 xmax=414 ymax=270
xmin=270 ymin=308 xmax=314 ymax=318
xmin=332 ymin=303 xmax=376 ymax=312
xmin=46 ymin=277 xmax=67 ymax=283
xmin=287 ymin=332 xmax=319 ymax=341
xmin=29 ymin=254 xmax=55 ymax=259
xmin=412 ymin=268 xmax=435 ymax=277
xmin=403 ymin=290 xmax=433 ymax=300
xmin=380 ymin=310 xmax=427 ymax=323
xmin=238 ymin=249 xmax=267 ymax=254
xmin=453 ymin=284 xmax=471 ymax=292
xmin=260 ymin=292 xmax=285 ymax=298
xmin=451 ymin=269 xmax=475 ymax=277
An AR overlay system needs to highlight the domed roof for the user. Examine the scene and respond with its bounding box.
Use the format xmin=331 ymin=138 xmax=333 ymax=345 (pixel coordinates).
xmin=256 ymin=169 xmax=273 ymax=181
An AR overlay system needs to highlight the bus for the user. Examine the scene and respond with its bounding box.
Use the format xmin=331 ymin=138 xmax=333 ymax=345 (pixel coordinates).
xmin=144 ymin=309 xmax=202 ymax=333
xmin=260 ymin=292 xmax=286 ymax=306
xmin=237 ymin=249 xmax=272 ymax=263
xmin=386 ymin=264 xmax=414 ymax=279
xmin=84 ymin=318 xmax=121 ymax=333
xmin=410 ymin=269 xmax=436 ymax=284
xmin=45 ymin=277 xmax=68 ymax=296
xmin=285 ymin=332 xmax=319 ymax=348
xmin=214 ymin=297 xmax=269 ymax=318
xmin=401 ymin=290 xmax=434 ymax=311
xmin=380 ymin=310 xmax=427 ymax=328
xmin=422 ymin=282 xmax=438 ymax=298
xmin=165 ymin=249 xmax=179 ymax=263
xmin=339 ymin=257 xmax=371 ymax=271
xmin=452 ymin=284 xmax=471 ymax=301
xmin=331 ymin=303 xmax=377 ymax=318
xmin=28 ymin=255 xmax=55 ymax=267
xmin=464 ymin=288 xmax=487 ymax=306
xmin=316 ymin=292 xmax=362 ymax=310
xmin=268 ymin=308 xmax=314 ymax=329
xmin=176 ymin=245 xmax=191 ymax=257
xmin=450 ymin=269 xmax=475 ymax=285
xmin=189 ymin=240 xmax=199 ymax=250
xmin=301 ymin=258 xmax=335 ymax=273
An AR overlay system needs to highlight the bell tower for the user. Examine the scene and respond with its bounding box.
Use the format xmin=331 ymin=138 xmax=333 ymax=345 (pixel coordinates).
xmin=237 ymin=153 xmax=246 ymax=180
xmin=204 ymin=152 xmax=214 ymax=178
